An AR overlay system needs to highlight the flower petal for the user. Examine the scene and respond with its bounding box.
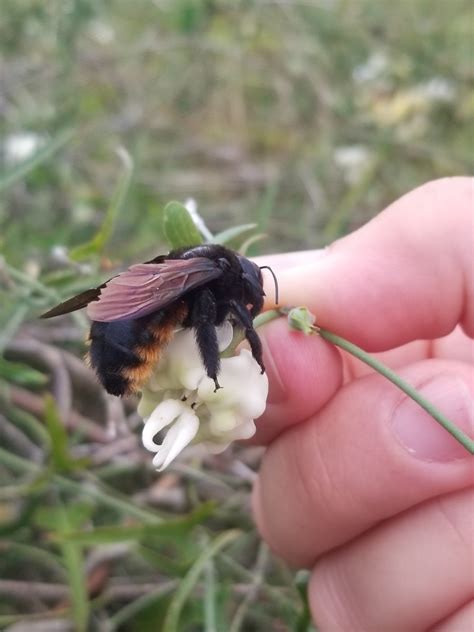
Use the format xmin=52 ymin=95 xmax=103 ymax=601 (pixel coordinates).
xmin=227 ymin=419 xmax=257 ymax=440
xmin=216 ymin=321 xmax=234 ymax=351
xmin=142 ymin=399 xmax=187 ymax=452
xmin=152 ymin=410 xmax=199 ymax=471
xmin=198 ymin=349 xmax=269 ymax=418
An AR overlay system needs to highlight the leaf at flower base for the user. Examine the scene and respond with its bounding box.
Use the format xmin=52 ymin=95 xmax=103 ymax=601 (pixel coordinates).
xmin=163 ymin=201 xmax=204 ymax=249
xmin=211 ymin=223 xmax=257 ymax=246
xmin=286 ymin=306 xmax=317 ymax=335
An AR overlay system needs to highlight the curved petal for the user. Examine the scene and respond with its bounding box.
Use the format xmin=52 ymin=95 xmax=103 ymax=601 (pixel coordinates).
xmin=152 ymin=410 xmax=199 ymax=471
xmin=142 ymin=399 xmax=187 ymax=452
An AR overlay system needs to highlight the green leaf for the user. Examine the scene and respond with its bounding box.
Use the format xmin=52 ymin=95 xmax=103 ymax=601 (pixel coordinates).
xmin=56 ymin=503 xmax=90 ymax=632
xmin=0 ymin=357 xmax=47 ymax=387
xmin=70 ymin=148 xmax=134 ymax=261
xmin=0 ymin=496 xmax=41 ymax=537
xmin=0 ymin=128 xmax=74 ymax=193
xmin=0 ymin=303 xmax=30 ymax=354
xmin=34 ymin=502 xmax=92 ymax=631
xmin=34 ymin=502 xmax=93 ymax=533
xmin=110 ymin=585 xmax=176 ymax=631
xmin=163 ymin=529 xmax=241 ymax=632
xmin=211 ymin=223 xmax=257 ymax=246
xmin=162 ymin=201 xmax=204 ymax=249
xmin=58 ymin=501 xmax=216 ymax=544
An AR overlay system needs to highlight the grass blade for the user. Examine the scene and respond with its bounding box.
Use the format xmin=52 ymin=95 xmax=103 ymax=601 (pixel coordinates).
xmin=57 ymin=503 xmax=89 ymax=632
xmin=70 ymin=147 xmax=134 ymax=260
xmin=163 ymin=530 xmax=240 ymax=632
xmin=0 ymin=128 xmax=74 ymax=193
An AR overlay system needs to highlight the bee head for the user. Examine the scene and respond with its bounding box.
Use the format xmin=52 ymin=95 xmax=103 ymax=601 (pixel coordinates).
xmin=238 ymin=257 xmax=279 ymax=306
xmin=237 ymin=256 xmax=264 ymax=300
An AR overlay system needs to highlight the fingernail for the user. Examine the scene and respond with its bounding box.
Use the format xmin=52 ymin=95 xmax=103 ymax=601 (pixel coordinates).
xmin=391 ymin=375 xmax=473 ymax=461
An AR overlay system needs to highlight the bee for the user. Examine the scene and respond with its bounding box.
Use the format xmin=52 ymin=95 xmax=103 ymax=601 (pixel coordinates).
xmin=41 ymin=245 xmax=278 ymax=397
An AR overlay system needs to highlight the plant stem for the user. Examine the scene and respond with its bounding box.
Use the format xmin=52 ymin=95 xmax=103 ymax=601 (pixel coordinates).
xmin=317 ymin=328 xmax=474 ymax=454
xmin=251 ymin=309 xmax=474 ymax=455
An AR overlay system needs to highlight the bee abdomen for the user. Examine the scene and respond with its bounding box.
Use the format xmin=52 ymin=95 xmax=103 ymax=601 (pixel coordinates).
xmin=87 ymin=320 xmax=141 ymax=396
xmin=87 ymin=303 xmax=189 ymax=397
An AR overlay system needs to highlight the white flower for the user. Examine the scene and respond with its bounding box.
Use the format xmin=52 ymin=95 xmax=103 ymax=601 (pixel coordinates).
xmin=142 ymin=400 xmax=199 ymax=471
xmin=334 ymin=145 xmax=373 ymax=183
xmin=139 ymin=324 xmax=268 ymax=471
xmin=353 ymin=52 xmax=388 ymax=83
xmin=414 ymin=78 xmax=456 ymax=103
xmin=3 ymin=132 xmax=44 ymax=164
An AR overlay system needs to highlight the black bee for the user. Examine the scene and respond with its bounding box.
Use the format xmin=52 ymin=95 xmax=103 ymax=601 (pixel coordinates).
xmin=41 ymin=245 xmax=278 ymax=397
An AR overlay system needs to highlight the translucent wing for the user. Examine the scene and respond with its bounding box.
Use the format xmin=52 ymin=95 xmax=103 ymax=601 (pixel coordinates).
xmin=40 ymin=287 xmax=104 ymax=319
xmin=86 ymin=258 xmax=222 ymax=322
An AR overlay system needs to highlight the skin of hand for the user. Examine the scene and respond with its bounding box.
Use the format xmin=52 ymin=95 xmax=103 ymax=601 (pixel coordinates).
xmin=252 ymin=177 xmax=474 ymax=631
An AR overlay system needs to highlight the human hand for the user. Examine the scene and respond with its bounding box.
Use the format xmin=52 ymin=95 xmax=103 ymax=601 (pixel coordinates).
xmin=253 ymin=178 xmax=474 ymax=631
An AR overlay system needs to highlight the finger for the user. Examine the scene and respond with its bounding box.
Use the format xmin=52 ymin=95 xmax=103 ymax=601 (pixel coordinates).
xmin=309 ymin=488 xmax=474 ymax=632
xmin=255 ymin=322 xmax=474 ymax=445
xmin=433 ymin=325 xmax=474 ymax=364
xmin=345 ymin=325 xmax=474 ymax=380
xmin=251 ymin=318 xmax=343 ymax=444
xmin=262 ymin=177 xmax=474 ymax=348
xmin=432 ymin=599 xmax=474 ymax=631
xmin=253 ymin=359 xmax=474 ymax=566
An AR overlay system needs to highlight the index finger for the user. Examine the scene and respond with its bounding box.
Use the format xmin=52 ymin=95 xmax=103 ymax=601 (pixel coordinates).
xmin=253 ymin=177 xmax=473 ymax=444
xmin=261 ymin=177 xmax=474 ymax=350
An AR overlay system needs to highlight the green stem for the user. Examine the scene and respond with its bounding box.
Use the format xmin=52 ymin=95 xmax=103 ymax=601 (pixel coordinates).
xmin=251 ymin=309 xmax=474 ymax=455
xmin=318 ymin=328 xmax=474 ymax=454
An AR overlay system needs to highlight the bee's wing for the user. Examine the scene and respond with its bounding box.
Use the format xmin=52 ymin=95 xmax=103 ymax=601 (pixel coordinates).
xmin=86 ymin=258 xmax=222 ymax=322
xmin=40 ymin=286 xmax=105 ymax=318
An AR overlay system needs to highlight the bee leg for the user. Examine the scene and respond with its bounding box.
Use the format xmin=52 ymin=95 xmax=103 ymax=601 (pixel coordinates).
xmin=249 ymin=293 xmax=264 ymax=318
xmin=230 ymin=300 xmax=265 ymax=374
xmin=191 ymin=289 xmax=222 ymax=391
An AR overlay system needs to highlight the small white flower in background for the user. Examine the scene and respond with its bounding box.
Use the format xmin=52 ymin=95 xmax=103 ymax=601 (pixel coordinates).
xmin=414 ymin=78 xmax=456 ymax=103
xmin=3 ymin=132 xmax=44 ymax=165
xmin=334 ymin=145 xmax=372 ymax=183
xmin=88 ymin=20 xmax=115 ymax=45
xmin=353 ymin=52 xmax=388 ymax=83
xmin=139 ymin=323 xmax=268 ymax=471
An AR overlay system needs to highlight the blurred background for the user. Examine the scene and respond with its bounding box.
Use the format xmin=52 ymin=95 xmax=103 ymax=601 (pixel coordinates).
xmin=0 ymin=1 xmax=472 ymax=630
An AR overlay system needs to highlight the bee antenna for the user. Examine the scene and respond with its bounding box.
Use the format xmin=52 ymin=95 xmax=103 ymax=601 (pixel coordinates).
xmin=259 ymin=266 xmax=279 ymax=305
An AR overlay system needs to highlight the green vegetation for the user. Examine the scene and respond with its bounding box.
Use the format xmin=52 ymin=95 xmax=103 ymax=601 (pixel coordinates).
xmin=1 ymin=1 xmax=472 ymax=629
